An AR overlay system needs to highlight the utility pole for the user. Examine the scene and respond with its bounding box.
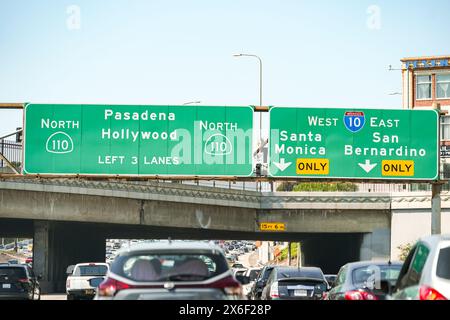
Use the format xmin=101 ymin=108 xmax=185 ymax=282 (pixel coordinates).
xmin=297 ymin=242 xmax=302 ymax=268
xmin=287 ymin=242 xmax=291 ymax=266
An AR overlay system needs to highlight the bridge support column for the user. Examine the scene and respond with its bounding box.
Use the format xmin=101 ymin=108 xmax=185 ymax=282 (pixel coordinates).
xmin=33 ymin=221 xmax=106 ymax=294
xmin=33 ymin=221 xmax=52 ymax=293
xmin=360 ymin=228 xmax=391 ymax=261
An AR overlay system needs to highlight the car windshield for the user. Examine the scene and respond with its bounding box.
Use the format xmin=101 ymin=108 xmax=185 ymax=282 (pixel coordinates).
xmin=352 ymin=265 xmax=402 ymax=287
xmin=74 ymin=265 xmax=108 ymax=276
xmin=277 ymin=268 xmax=324 ymax=280
xmin=262 ymin=268 xmax=274 ymax=281
xmin=235 ymin=270 xmax=246 ymax=276
xmin=249 ymin=269 xmax=260 ymax=281
xmin=436 ymin=246 xmax=450 ymax=280
xmin=0 ymin=267 xmax=27 ymax=279
xmin=113 ymin=253 xmax=229 ymax=282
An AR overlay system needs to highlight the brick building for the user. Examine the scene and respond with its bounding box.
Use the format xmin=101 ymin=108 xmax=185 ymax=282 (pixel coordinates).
xmin=401 ymin=55 xmax=450 ymax=110
xmin=401 ymin=55 xmax=450 ymax=175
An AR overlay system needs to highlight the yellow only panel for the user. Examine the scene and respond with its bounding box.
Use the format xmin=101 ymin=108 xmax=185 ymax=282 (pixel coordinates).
xmin=382 ymin=160 xmax=414 ymax=176
xmin=296 ymin=159 xmax=329 ymax=175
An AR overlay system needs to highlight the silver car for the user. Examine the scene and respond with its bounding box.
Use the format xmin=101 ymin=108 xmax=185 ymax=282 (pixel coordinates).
xmin=391 ymin=234 xmax=450 ymax=300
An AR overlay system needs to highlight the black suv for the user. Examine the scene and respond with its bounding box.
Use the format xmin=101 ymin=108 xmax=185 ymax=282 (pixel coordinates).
xmin=0 ymin=263 xmax=41 ymax=300
xmin=250 ymin=265 xmax=275 ymax=300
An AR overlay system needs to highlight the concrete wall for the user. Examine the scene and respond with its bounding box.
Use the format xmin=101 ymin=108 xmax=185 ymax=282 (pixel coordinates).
xmin=0 ymin=188 xmax=392 ymax=235
xmin=257 ymin=209 xmax=391 ymax=233
xmin=390 ymin=210 xmax=450 ymax=260
xmin=34 ymin=221 xmax=106 ymax=293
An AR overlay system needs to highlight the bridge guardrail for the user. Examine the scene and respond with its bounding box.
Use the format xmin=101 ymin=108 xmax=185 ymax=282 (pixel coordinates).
xmin=0 ymin=139 xmax=22 ymax=172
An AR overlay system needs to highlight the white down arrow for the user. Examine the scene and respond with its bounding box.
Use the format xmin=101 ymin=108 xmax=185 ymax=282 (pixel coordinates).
xmin=273 ymin=158 xmax=292 ymax=172
xmin=358 ymin=160 xmax=378 ymax=173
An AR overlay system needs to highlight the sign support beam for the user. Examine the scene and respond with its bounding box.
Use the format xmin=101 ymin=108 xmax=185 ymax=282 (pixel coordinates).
xmin=432 ymin=102 xmax=443 ymax=235
xmin=431 ymin=182 xmax=442 ymax=235
xmin=0 ymin=103 xmax=24 ymax=109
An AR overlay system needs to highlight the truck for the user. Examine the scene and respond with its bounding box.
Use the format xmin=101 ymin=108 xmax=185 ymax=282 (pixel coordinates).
xmin=66 ymin=262 xmax=109 ymax=300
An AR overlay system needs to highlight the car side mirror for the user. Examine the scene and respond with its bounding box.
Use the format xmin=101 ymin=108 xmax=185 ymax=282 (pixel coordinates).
xmin=66 ymin=265 xmax=75 ymax=275
xmin=236 ymin=275 xmax=250 ymax=285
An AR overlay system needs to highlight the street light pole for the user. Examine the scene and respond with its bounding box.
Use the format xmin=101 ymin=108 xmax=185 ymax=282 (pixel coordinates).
xmin=233 ymin=53 xmax=263 ymax=144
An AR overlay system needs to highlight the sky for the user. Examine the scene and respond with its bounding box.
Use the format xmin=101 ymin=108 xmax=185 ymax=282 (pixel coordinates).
xmin=1 ymin=0 xmax=450 ymax=136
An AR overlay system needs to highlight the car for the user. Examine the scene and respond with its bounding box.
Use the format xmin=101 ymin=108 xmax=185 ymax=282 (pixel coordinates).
xmin=260 ymin=266 xmax=328 ymax=300
xmin=242 ymin=267 xmax=262 ymax=298
xmin=95 ymin=241 xmax=245 ymax=300
xmin=325 ymin=274 xmax=337 ymax=289
xmin=225 ymin=254 xmax=235 ymax=264
xmin=391 ymin=234 xmax=450 ymax=300
xmin=327 ymin=261 xmax=403 ymax=300
xmin=245 ymin=244 xmax=254 ymax=251
xmin=0 ymin=263 xmax=41 ymax=300
xmin=232 ymin=268 xmax=248 ymax=279
xmin=231 ymin=263 xmax=245 ymax=269
xmin=250 ymin=265 xmax=275 ymax=300
xmin=66 ymin=262 xmax=109 ymax=300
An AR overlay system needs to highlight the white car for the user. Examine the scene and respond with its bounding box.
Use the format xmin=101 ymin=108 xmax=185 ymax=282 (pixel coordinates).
xmin=66 ymin=263 xmax=109 ymax=300
xmin=242 ymin=267 xmax=262 ymax=298
xmin=391 ymin=234 xmax=450 ymax=300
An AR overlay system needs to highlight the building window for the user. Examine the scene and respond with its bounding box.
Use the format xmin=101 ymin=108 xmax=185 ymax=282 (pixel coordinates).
xmin=441 ymin=116 xmax=450 ymax=140
xmin=416 ymin=75 xmax=432 ymax=100
xmin=437 ymin=74 xmax=450 ymax=99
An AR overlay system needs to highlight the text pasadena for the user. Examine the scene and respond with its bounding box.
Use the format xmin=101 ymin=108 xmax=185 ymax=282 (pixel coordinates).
xmin=104 ymin=109 xmax=176 ymax=121
xmin=102 ymin=128 xmax=177 ymax=142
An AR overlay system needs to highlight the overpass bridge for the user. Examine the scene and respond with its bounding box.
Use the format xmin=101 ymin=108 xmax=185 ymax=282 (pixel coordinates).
xmin=1 ymin=177 xmax=449 ymax=292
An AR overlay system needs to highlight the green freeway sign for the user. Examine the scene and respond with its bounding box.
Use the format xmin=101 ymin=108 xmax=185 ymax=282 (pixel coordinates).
xmin=23 ymin=104 xmax=253 ymax=176
xmin=269 ymin=107 xmax=439 ymax=180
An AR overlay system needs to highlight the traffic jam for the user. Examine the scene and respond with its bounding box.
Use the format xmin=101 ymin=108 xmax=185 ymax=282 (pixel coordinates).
xmin=2 ymin=235 xmax=449 ymax=301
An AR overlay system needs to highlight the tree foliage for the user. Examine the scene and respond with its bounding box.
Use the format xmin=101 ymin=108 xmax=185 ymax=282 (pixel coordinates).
xmin=276 ymin=182 xmax=296 ymax=192
xmin=397 ymin=242 xmax=413 ymax=261
xmin=292 ymin=182 xmax=358 ymax=192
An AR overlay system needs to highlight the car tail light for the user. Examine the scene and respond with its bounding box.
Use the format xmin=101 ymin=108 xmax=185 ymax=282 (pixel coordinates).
xmin=224 ymin=285 xmax=243 ymax=297
xmin=209 ymin=276 xmax=243 ymax=297
xmin=18 ymin=278 xmax=30 ymax=284
xmin=97 ymin=277 xmax=131 ymax=297
xmin=345 ymin=289 xmax=377 ymax=300
xmin=419 ymin=286 xmax=447 ymax=300
xmin=270 ymin=282 xmax=279 ymax=298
